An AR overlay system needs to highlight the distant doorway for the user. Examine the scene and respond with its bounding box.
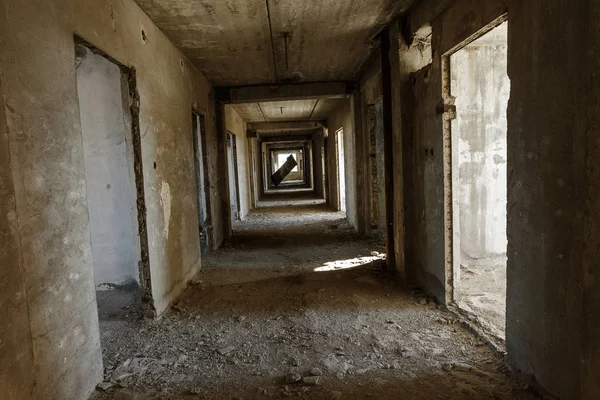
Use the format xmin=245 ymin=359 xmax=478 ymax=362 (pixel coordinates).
xmin=227 ymin=133 xmax=241 ymax=221
xmin=75 ymin=43 xmax=144 ymax=326
xmin=192 ymin=112 xmax=211 ymax=253
xmin=447 ymin=20 xmax=509 ymax=339
xmin=336 ymin=128 xmax=346 ymax=212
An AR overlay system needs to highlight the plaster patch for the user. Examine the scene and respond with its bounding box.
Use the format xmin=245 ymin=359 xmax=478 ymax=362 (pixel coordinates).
xmin=160 ymin=181 xmax=171 ymax=239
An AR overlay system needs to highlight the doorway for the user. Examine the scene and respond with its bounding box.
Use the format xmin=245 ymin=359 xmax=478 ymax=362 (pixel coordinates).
xmin=192 ymin=112 xmax=211 ymax=253
xmin=75 ymin=43 xmax=144 ymax=320
xmin=447 ymin=20 xmax=509 ymax=338
xmin=336 ymin=128 xmax=346 ymax=212
xmin=227 ymin=132 xmax=241 ymax=221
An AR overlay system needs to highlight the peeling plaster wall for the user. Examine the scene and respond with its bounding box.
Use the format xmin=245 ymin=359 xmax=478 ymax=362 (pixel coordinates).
xmin=0 ymin=0 xmax=218 ymax=398
xmin=225 ymin=105 xmax=252 ymax=220
xmin=327 ymin=98 xmax=358 ymax=229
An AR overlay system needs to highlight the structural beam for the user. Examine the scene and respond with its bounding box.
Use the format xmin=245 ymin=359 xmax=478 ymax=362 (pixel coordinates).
xmin=380 ymin=24 xmax=401 ymax=271
xmin=248 ymin=121 xmax=323 ymax=132
xmin=217 ymin=82 xmax=354 ymax=104
xmin=260 ymin=135 xmax=313 ymax=143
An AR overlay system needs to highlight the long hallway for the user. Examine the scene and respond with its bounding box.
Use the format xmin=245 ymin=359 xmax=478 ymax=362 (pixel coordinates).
xmin=3 ymin=1 xmax=599 ymax=399
xmin=91 ymin=198 xmax=534 ymax=399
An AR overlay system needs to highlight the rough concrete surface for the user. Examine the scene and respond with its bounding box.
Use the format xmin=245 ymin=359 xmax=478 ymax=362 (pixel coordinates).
xmin=133 ymin=0 xmax=418 ymax=85
xmin=0 ymin=0 xmax=220 ymax=398
xmin=78 ymin=47 xmax=142 ymax=288
xmin=0 ymin=63 xmax=36 ymax=400
xmin=451 ymin=23 xmax=509 ymax=264
xmin=504 ymin=0 xmax=599 ymax=398
xmin=89 ymin=195 xmax=535 ymax=400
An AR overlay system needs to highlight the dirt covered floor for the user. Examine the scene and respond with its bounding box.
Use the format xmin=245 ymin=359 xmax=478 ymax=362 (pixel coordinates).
xmin=457 ymin=263 xmax=507 ymax=340
xmin=90 ymin=195 xmax=535 ymax=400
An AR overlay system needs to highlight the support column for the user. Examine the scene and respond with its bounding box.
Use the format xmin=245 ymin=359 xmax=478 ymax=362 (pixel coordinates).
xmin=216 ymin=102 xmax=232 ymax=240
xmin=381 ymin=22 xmax=405 ymax=276
xmin=353 ymin=91 xmax=367 ymax=235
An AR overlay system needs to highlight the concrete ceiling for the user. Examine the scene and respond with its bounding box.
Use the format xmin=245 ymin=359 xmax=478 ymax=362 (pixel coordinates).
xmin=134 ymin=0 xmax=417 ymax=86
xmin=233 ymin=98 xmax=341 ymax=122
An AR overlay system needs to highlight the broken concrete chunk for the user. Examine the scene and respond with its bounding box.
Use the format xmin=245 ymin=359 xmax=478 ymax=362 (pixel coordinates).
xmin=453 ymin=362 xmax=474 ymax=372
xmin=217 ymin=346 xmax=235 ymax=355
xmin=302 ymin=376 xmax=321 ymax=385
xmin=285 ymin=372 xmax=302 ymax=383
xmin=97 ymin=381 xmax=114 ymax=391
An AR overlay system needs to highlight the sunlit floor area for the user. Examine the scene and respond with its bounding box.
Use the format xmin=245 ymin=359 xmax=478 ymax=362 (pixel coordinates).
xmin=90 ymin=200 xmax=534 ymax=400
xmin=458 ymin=263 xmax=507 ymax=340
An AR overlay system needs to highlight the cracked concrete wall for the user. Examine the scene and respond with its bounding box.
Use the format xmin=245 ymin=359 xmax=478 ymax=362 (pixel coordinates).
xmin=225 ymin=105 xmax=251 ymax=220
xmin=327 ymin=98 xmax=358 ymax=229
xmin=0 ymin=0 xmax=218 ymax=398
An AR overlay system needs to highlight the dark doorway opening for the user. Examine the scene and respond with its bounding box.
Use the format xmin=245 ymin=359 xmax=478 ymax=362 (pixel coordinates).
xmin=227 ymin=132 xmax=241 ymax=221
xmin=192 ymin=112 xmax=211 ymax=253
xmin=75 ymin=42 xmax=146 ymax=330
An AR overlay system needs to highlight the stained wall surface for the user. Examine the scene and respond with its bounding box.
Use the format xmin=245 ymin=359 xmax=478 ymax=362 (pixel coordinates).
xmin=450 ymin=24 xmax=509 ymax=265
xmin=77 ymin=48 xmax=141 ymax=288
xmin=0 ymin=0 xmax=219 ymax=398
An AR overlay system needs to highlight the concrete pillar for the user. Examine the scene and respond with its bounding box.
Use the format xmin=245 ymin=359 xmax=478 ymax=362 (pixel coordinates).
xmin=381 ymin=23 xmax=405 ymax=275
xmin=216 ymin=102 xmax=232 ymax=240
xmin=353 ymin=90 xmax=368 ymax=235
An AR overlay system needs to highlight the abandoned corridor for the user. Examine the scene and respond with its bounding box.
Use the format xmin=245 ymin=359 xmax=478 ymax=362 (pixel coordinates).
xmin=90 ymin=194 xmax=532 ymax=399
xmin=1 ymin=1 xmax=599 ymax=400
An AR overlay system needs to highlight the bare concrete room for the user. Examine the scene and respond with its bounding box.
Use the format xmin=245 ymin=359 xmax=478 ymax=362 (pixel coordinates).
xmin=1 ymin=1 xmax=598 ymax=400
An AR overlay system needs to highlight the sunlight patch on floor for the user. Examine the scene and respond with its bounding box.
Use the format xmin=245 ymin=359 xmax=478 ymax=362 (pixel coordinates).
xmin=314 ymin=253 xmax=386 ymax=272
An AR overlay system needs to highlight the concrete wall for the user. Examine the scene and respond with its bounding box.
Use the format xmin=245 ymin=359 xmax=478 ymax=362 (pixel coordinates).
xmin=0 ymin=0 xmax=220 ymax=398
xmin=77 ymin=48 xmax=141 ymax=288
xmin=399 ymin=0 xmax=600 ymax=398
xmin=225 ymin=105 xmax=251 ymax=220
xmin=327 ymin=98 xmax=358 ymax=229
xmin=312 ymin=130 xmax=325 ymax=199
xmin=451 ymin=24 xmax=509 ymax=264
xmin=0 ymin=65 xmax=36 ymax=400
xmin=505 ymin=0 xmax=599 ymax=397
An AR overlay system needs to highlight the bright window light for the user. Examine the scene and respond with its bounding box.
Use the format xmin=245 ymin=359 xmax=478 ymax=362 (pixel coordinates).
xmin=277 ymin=153 xmax=298 ymax=172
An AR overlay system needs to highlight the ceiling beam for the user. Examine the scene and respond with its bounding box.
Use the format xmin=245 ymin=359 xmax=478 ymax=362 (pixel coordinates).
xmin=217 ymin=82 xmax=355 ymax=104
xmin=260 ymin=135 xmax=312 ymax=143
xmin=248 ymin=121 xmax=323 ymax=132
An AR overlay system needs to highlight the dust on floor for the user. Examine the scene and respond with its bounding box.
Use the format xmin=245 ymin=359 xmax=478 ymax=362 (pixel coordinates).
xmin=90 ymin=199 xmax=535 ymax=400
xmin=457 ymin=264 xmax=507 ymax=340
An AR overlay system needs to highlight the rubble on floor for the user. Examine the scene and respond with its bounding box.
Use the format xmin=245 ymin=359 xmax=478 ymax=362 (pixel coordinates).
xmin=90 ymin=202 xmax=535 ymax=399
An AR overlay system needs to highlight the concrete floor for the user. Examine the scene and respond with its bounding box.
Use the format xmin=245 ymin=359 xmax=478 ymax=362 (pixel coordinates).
xmin=457 ymin=264 xmax=507 ymax=340
xmin=90 ymin=195 xmax=534 ymax=399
